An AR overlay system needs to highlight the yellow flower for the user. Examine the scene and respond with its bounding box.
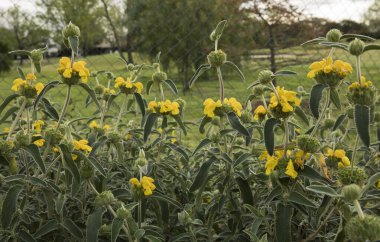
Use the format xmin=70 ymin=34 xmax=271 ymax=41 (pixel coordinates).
xmin=265 ymin=156 xmax=278 ymax=175
xmin=334 ymin=149 xmax=346 ymax=159
xmin=11 ymin=78 xmax=26 ymax=92
xmin=338 ymin=156 xmax=351 ymax=168
xmin=307 ymin=57 xmax=352 ymax=79
xmin=171 ymin=130 xmax=177 ymax=143
xmin=52 ymin=146 xmax=60 ymax=153
xmin=103 ymin=124 xmax=111 ymax=130
xmin=148 ymin=101 xmax=158 ymax=113
xmin=33 ymin=120 xmax=45 ymax=132
xmin=57 ymin=57 xmax=90 ymax=83
xmin=377 ymin=180 xmax=380 ymax=189
xmin=224 ymin=98 xmax=243 ymax=117
xmin=104 ymin=88 xmax=116 ymax=95
xmin=114 ymin=77 xmax=125 ymax=88
xmin=26 ymin=73 xmax=37 ymax=81
xmin=34 ymin=82 xmax=44 ymax=94
xmin=285 ymin=159 xmax=298 ymax=179
xmin=72 ymin=154 xmax=78 ymax=161
xmin=33 ymin=139 xmax=45 ymax=147
xmin=89 ymin=121 xmax=99 ymax=129
xmin=203 ymin=98 xmax=222 ymax=118
xmin=349 ymin=76 xmax=373 ymax=90
xmin=294 ymin=149 xmax=309 ymax=167
xmin=129 ymin=178 xmax=141 ymax=187
xmin=129 ymin=176 xmax=156 ymax=196
xmin=269 ymin=86 xmax=300 ymax=113
xmin=73 ymin=139 xmax=92 ymax=152
xmin=3 ymin=127 xmax=10 ymax=133
xmin=253 ymin=105 xmax=266 ymax=121
xmin=134 ymin=82 xmax=143 ymax=93
xmin=259 ymin=150 xmax=269 ymax=162
xmin=148 ymin=100 xmax=180 ymax=115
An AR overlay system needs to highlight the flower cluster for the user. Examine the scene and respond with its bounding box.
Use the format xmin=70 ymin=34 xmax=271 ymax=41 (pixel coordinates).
xmin=114 ymin=77 xmax=143 ymax=94
xmin=57 ymin=57 xmax=90 ymax=84
xmin=148 ymin=100 xmax=180 ymax=115
xmin=11 ymin=73 xmax=44 ymax=98
xmin=33 ymin=120 xmax=45 ymax=132
xmin=89 ymin=121 xmax=111 ymax=131
xmin=73 ymin=139 xmax=92 ymax=153
xmin=253 ymin=105 xmax=266 ymax=121
xmin=33 ymin=139 xmax=45 ymax=147
xmin=347 ymin=76 xmax=375 ymax=106
xmin=129 ymin=176 xmax=156 ymax=196
xmin=307 ymin=57 xmax=352 ymax=79
xmin=325 ymin=148 xmax=351 ymax=168
xmin=268 ymin=86 xmax=301 ymax=117
xmin=203 ymin=97 xmax=243 ymax=118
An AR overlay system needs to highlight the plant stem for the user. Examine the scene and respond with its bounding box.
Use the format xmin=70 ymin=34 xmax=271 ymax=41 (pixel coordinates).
xmin=356 ymin=56 xmax=362 ymax=85
xmin=351 ymin=135 xmax=359 ymax=168
xmin=269 ymin=81 xmax=280 ymax=101
xmin=56 ymin=85 xmax=72 ymax=130
xmin=311 ymin=88 xmax=330 ymax=136
xmin=159 ymin=83 xmax=165 ymax=101
xmin=354 ymin=200 xmax=364 ymax=219
xmin=88 ymin=181 xmax=134 ymax=241
xmin=283 ymin=118 xmax=289 ymax=158
xmin=115 ymin=97 xmax=127 ymax=131
xmin=261 ymin=95 xmax=267 ymax=109
xmin=7 ymin=97 xmax=27 ymax=140
xmin=216 ymin=67 xmax=224 ymax=101
xmin=328 ymin=47 xmax=335 ymax=57
xmin=214 ymin=40 xmax=218 ymax=51
xmin=138 ymin=170 xmax=143 ymax=229
xmin=26 ymin=107 xmax=31 ymax=142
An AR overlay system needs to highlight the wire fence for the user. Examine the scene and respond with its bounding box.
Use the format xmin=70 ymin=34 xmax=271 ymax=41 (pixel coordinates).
xmin=0 ymin=0 xmax=379 ymax=120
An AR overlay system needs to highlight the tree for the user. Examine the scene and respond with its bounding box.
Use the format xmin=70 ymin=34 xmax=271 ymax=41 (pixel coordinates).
xmin=242 ymin=0 xmax=302 ymax=74
xmin=364 ymin=0 xmax=380 ymax=38
xmin=37 ymin=0 xmax=105 ymax=55
xmin=0 ymin=40 xmax=12 ymax=73
xmin=126 ymin=0 xmax=247 ymax=92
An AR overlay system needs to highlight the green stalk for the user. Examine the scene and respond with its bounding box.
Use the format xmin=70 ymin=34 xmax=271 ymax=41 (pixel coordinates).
xmin=138 ymin=170 xmax=143 ymax=229
xmin=283 ymin=118 xmax=289 ymax=158
xmin=356 ymin=56 xmax=362 ymax=85
xmin=26 ymin=107 xmax=31 ymax=142
xmin=311 ymin=88 xmax=331 ymax=136
xmin=328 ymin=47 xmax=335 ymax=58
xmin=7 ymin=97 xmax=27 ymax=140
xmin=115 ymin=97 xmax=127 ymax=131
xmin=351 ymin=135 xmax=359 ymax=168
xmin=353 ymin=200 xmax=364 ymax=219
xmin=216 ymin=67 xmax=224 ymax=101
xmin=56 ymin=85 xmax=72 ymax=130
xmin=159 ymin=83 xmax=165 ymax=101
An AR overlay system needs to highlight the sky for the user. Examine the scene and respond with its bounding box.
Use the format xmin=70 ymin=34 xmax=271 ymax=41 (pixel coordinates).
xmin=0 ymin=0 xmax=376 ymax=22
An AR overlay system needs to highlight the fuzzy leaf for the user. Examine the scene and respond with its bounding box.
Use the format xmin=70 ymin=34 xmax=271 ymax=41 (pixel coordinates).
xmin=275 ymin=203 xmax=293 ymax=242
xmin=224 ymin=61 xmax=245 ymax=81
xmin=333 ymin=114 xmax=347 ymax=131
xmin=0 ymin=94 xmax=20 ymax=117
xmin=21 ymin=144 xmax=46 ymax=173
xmin=134 ymin=92 xmax=146 ymax=117
xmin=363 ymin=172 xmax=380 ymax=192
xmin=189 ymin=64 xmax=211 ymax=87
xmin=59 ymin=144 xmax=81 ymax=184
xmin=33 ymin=81 xmax=60 ymax=110
xmin=166 ymin=143 xmax=189 ymax=161
xmin=192 ymin=138 xmax=212 ymax=156
xmin=34 ymin=220 xmax=59 ymax=238
xmin=189 ymin=157 xmax=216 ymax=192
xmin=79 ymin=83 xmax=101 ymax=110
xmin=341 ymin=34 xmax=376 ymax=41
xmin=330 ymin=88 xmax=341 ymax=110
xmin=354 ymin=104 xmax=370 ymax=147
xmin=210 ymin=20 xmax=227 ymax=41
xmin=264 ymin=118 xmax=281 ymax=156
xmin=273 ymin=70 xmax=297 ymax=76
xmin=74 ymin=151 xmax=106 ymax=177
xmin=8 ymin=50 xmax=31 ymax=57
xmin=172 ymin=115 xmax=187 ymax=135
xmin=63 ymin=219 xmax=84 ymax=239
xmin=199 ymin=116 xmax=212 ymax=133
xmin=294 ymin=106 xmax=309 ymax=125
xmin=364 ymin=44 xmax=380 ymax=52
xmin=143 ymin=113 xmax=160 ymax=142
xmin=310 ymin=84 xmax=327 ymax=119
xmin=68 ymin=36 xmax=79 ymax=54
xmin=236 ymin=177 xmax=254 ymax=206
xmin=111 ymin=218 xmax=124 ymax=242
xmin=150 ymin=193 xmax=183 ymax=209
xmin=146 ymin=80 xmax=154 ymax=95
xmin=1 ymin=185 xmax=23 ymax=228
xmin=163 ymin=79 xmax=178 ymax=95
xmin=306 ymin=185 xmax=339 ymax=197
xmin=288 ymin=191 xmax=317 ymax=207
xmin=86 ymin=208 xmax=105 ymax=242
xmin=226 ymin=112 xmax=250 ymax=137
xmin=301 ymin=37 xmax=325 ymax=46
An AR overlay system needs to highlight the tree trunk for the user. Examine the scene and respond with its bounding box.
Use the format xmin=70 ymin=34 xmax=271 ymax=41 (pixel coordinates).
xmin=100 ymin=0 xmax=127 ymax=62
xmin=126 ymin=32 xmax=134 ymax=64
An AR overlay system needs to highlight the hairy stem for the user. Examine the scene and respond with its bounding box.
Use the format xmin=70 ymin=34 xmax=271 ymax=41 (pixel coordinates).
xmin=354 ymin=200 xmax=364 ymax=219
xmin=159 ymin=83 xmax=165 ymax=101
xmin=216 ymin=67 xmax=224 ymax=101
xmin=351 ymin=135 xmax=360 ymax=168
xmin=311 ymin=88 xmax=330 ymax=136
xmin=115 ymin=97 xmax=127 ymax=131
xmin=356 ymin=56 xmax=362 ymax=85
xmin=56 ymin=85 xmax=72 ymax=130
xmin=7 ymin=97 xmax=27 ymax=140
xmin=283 ymin=118 xmax=289 ymax=158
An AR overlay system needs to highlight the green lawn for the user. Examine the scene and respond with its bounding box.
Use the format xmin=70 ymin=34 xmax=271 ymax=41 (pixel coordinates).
xmin=1 ymin=45 xmax=379 ymax=147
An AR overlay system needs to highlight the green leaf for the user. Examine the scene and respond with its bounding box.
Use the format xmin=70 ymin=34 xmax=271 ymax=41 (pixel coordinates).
xmin=172 ymin=115 xmax=187 ymax=135
xmin=135 ymin=229 xmax=145 ymax=240
xmin=41 ymin=98 xmax=59 ymax=121
xmin=8 ymin=50 xmax=31 ymax=57
xmin=288 ymin=191 xmax=317 ymax=207
xmin=226 ymin=112 xmax=250 ymax=137
xmin=143 ymin=113 xmax=160 ymax=142
xmin=264 ymin=118 xmax=281 ymax=156
xmin=333 ymin=114 xmax=347 ymax=131
xmin=134 ymin=92 xmax=146 ymax=117
xmin=273 ymin=70 xmax=297 ymax=76
xmin=62 ymin=219 xmax=84 ymax=239
xmin=199 ymin=116 xmax=211 ymax=133
xmin=17 ymin=66 xmax=25 ymax=79
xmin=74 ymin=151 xmax=106 ymax=177
xmin=236 ymin=177 xmax=254 ymax=206
xmin=294 ymin=106 xmax=309 ymax=126
xmin=89 ymin=136 xmax=108 ymax=156
xmin=364 ymin=44 xmax=380 ymax=52
xmin=166 ymin=143 xmax=189 ymax=161
xmin=34 ymin=62 xmax=42 ymax=73
xmin=310 ymin=84 xmax=327 ymax=119
xmin=33 ymin=81 xmax=60 ymax=110
xmin=275 ymin=203 xmax=293 ymax=242
xmin=79 ymin=83 xmax=101 ymax=110
xmin=319 ymin=42 xmax=348 ymax=51
xmin=189 ymin=64 xmax=211 ymax=87
xmin=189 ymin=157 xmax=216 ymax=192
xmin=55 ymin=193 xmax=66 ymax=215
xmin=224 ymin=61 xmax=245 ymax=81
xmin=146 ymin=80 xmax=154 ymax=95
xmin=234 ymin=153 xmax=252 ymax=168
xmin=1 ymin=185 xmax=23 ymax=228
xmin=330 ymin=88 xmax=341 ymax=110
xmin=86 ymin=208 xmax=105 ymax=242
xmin=111 ymin=218 xmax=124 ymax=242
xmin=341 ymin=34 xmax=376 ymax=41
xmin=21 ymin=144 xmax=46 ymax=173
xmin=354 ymin=104 xmax=370 ymax=147
xmin=210 ymin=20 xmax=227 ymax=41
xmin=150 ymin=193 xmax=183 ymax=209
xmin=306 ymin=185 xmax=339 ymax=197
xmin=0 ymin=94 xmax=20 ymax=117
xmin=363 ymin=172 xmax=380 ymax=192
xmin=163 ymin=79 xmax=178 ymax=95
xmin=192 ymin=138 xmax=212 ymax=156
xmin=19 ymin=230 xmax=36 ymax=242
xmin=247 ymin=80 xmax=260 ymax=89
xmin=34 ymin=220 xmax=59 ymax=238
xmin=301 ymin=37 xmax=325 ymax=46
xmin=298 ymin=165 xmax=328 ymax=183
xmin=59 ymin=144 xmax=81 ymax=184
xmin=156 ymin=51 xmax=161 ymax=63
xmin=68 ymin=36 xmax=79 ymax=54
xmin=0 ymin=106 xmax=18 ymax=124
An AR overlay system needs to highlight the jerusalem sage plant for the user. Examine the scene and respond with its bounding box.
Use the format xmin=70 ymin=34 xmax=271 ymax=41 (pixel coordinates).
xmin=0 ymin=20 xmax=380 ymax=242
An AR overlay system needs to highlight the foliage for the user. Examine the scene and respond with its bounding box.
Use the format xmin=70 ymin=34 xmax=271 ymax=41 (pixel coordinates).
xmin=1 ymin=20 xmax=380 ymax=242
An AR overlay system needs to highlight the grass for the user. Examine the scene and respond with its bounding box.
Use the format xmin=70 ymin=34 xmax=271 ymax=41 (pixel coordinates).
xmin=1 ymin=44 xmax=379 ymax=147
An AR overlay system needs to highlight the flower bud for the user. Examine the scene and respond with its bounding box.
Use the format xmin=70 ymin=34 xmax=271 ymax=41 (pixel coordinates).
xmin=348 ymin=38 xmax=365 ymax=56
xmin=336 ymin=166 xmax=368 ymax=186
xmin=345 ymin=215 xmax=380 ymax=242
xmin=62 ymin=22 xmax=81 ymax=38
xmin=45 ymin=128 xmax=64 ymax=145
xmin=240 ymin=111 xmax=252 ymax=123
xmin=99 ymin=224 xmax=111 ymax=235
xmin=207 ymin=50 xmax=226 ymax=67
xmin=257 ymin=70 xmax=273 ymax=85
xmin=326 ymin=29 xmax=342 ymax=42
xmin=94 ymin=85 xmax=105 ymax=95
xmin=296 ymin=135 xmax=320 ymax=154
xmin=107 ymin=132 xmax=122 ymax=144
xmin=14 ymin=131 xmax=29 ymax=148
xmin=30 ymin=49 xmax=43 ymax=63
xmin=178 ymin=210 xmax=192 ymax=226
xmin=95 ymin=190 xmax=116 ymax=207
xmin=211 ymin=116 xmax=221 ymax=126
xmin=80 ymin=162 xmax=94 ymax=179
xmin=127 ymin=64 xmax=134 ymax=71
xmin=152 ymin=72 xmax=167 ymax=83
xmin=9 ymin=158 xmax=18 ymax=175
xmin=322 ymin=118 xmax=335 ymax=129
xmin=136 ymin=149 xmax=147 ymax=167
xmin=116 ymin=205 xmax=131 ymax=219
xmin=341 ymin=184 xmax=362 ymax=202
xmin=251 ymin=84 xmax=265 ymax=96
